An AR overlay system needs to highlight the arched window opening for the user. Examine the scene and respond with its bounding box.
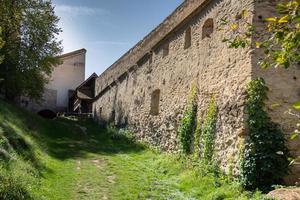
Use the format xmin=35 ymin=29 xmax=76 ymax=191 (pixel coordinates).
xmin=184 ymin=27 xmax=192 ymax=49
xmin=150 ymin=89 xmax=160 ymax=115
xmin=202 ymin=18 xmax=214 ymax=39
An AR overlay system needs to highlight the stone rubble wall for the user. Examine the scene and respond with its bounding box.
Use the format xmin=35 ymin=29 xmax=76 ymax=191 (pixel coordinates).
xmin=95 ymin=0 xmax=213 ymax=94
xmin=94 ymin=0 xmax=255 ymax=174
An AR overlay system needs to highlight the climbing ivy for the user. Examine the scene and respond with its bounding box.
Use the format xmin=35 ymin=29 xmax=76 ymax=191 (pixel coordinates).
xmin=240 ymin=78 xmax=289 ymax=192
xmin=201 ymin=97 xmax=217 ymax=163
xmin=193 ymin=117 xmax=202 ymax=157
xmin=178 ymin=84 xmax=198 ymax=154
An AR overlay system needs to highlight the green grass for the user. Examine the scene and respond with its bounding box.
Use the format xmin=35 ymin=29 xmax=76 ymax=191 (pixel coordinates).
xmin=0 ymin=100 xmax=268 ymax=199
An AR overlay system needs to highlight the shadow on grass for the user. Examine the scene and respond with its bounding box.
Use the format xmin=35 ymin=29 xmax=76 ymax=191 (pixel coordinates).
xmin=29 ymin=117 xmax=146 ymax=161
xmin=0 ymin=99 xmax=145 ymax=162
xmin=0 ymin=121 xmax=46 ymax=173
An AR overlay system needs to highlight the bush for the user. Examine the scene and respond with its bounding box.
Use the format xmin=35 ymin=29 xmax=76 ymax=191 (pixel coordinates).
xmin=240 ymin=78 xmax=289 ymax=192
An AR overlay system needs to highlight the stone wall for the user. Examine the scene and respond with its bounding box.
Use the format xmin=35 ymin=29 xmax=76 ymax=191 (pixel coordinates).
xmin=93 ymin=0 xmax=300 ymax=184
xmin=94 ymin=0 xmax=255 ymax=174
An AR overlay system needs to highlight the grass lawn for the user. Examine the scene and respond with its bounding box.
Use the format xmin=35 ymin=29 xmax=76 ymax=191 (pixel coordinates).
xmin=0 ymin=100 xmax=268 ymax=199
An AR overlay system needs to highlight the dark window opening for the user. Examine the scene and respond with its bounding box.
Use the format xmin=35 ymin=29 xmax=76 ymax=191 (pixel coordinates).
xmin=99 ymin=107 xmax=102 ymax=117
xmin=150 ymin=89 xmax=160 ymax=115
xmin=163 ymin=43 xmax=169 ymax=57
xmin=202 ymin=18 xmax=214 ymax=39
xmin=184 ymin=27 xmax=192 ymax=49
xmin=149 ymin=52 xmax=153 ymax=65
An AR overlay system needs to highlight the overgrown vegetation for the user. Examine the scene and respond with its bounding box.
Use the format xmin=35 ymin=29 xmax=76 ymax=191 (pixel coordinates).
xmin=0 ymin=100 xmax=269 ymax=199
xmin=178 ymin=84 xmax=198 ymax=154
xmin=201 ymin=97 xmax=218 ymax=164
xmin=240 ymin=78 xmax=290 ymax=192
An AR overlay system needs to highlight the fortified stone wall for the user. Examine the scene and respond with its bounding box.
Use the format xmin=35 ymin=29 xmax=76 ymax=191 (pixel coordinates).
xmin=94 ymin=0 xmax=255 ymax=174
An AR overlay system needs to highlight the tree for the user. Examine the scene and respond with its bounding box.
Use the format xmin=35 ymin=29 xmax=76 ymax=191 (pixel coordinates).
xmin=0 ymin=27 xmax=4 ymax=64
xmin=0 ymin=0 xmax=62 ymax=101
xmin=0 ymin=27 xmax=4 ymax=84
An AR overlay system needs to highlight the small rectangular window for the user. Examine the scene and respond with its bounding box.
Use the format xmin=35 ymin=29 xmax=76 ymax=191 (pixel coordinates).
xmin=99 ymin=107 xmax=102 ymax=116
xmin=149 ymin=52 xmax=153 ymax=65
xmin=163 ymin=43 xmax=169 ymax=58
xmin=150 ymin=89 xmax=160 ymax=115
xmin=184 ymin=27 xmax=192 ymax=49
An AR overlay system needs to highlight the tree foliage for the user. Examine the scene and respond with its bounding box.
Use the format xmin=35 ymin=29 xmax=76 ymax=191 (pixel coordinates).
xmin=0 ymin=0 xmax=62 ymax=101
xmin=259 ymin=1 xmax=300 ymax=68
xmin=222 ymin=1 xmax=299 ymax=69
xmin=240 ymin=78 xmax=289 ymax=192
xmin=0 ymin=27 xmax=4 ymax=65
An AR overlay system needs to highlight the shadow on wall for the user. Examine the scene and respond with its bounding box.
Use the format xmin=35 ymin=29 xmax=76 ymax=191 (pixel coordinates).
xmin=116 ymin=101 xmax=129 ymax=128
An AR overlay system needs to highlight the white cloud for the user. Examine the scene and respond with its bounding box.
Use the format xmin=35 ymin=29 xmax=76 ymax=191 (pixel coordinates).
xmin=55 ymin=5 xmax=109 ymax=16
xmin=94 ymin=41 xmax=131 ymax=46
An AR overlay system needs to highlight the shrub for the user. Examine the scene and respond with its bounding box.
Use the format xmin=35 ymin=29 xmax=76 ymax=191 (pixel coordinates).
xmin=178 ymin=84 xmax=198 ymax=154
xmin=240 ymin=78 xmax=289 ymax=192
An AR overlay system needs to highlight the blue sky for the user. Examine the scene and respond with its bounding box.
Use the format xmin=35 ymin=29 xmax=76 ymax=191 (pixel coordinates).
xmin=52 ymin=0 xmax=183 ymax=78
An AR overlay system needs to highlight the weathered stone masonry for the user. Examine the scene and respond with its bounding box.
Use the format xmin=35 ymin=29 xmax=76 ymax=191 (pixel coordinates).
xmin=93 ymin=0 xmax=300 ymax=184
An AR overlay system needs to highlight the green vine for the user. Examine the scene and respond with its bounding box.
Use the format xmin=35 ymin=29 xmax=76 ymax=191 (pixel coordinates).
xmin=178 ymin=84 xmax=198 ymax=154
xmin=201 ymin=97 xmax=217 ymax=163
xmin=240 ymin=78 xmax=289 ymax=192
xmin=193 ymin=117 xmax=202 ymax=157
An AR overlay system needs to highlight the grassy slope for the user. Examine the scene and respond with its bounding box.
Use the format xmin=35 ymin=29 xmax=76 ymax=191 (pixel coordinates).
xmin=0 ymin=100 xmax=267 ymax=200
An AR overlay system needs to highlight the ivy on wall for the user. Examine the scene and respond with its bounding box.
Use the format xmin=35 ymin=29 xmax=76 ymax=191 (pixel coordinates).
xmin=178 ymin=84 xmax=198 ymax=154
xmin=178 ymin=85 xmax=218 ymax=164
xmin=193 ymin=117 xmax=202 ymax=157
xmin=240 ymin=78 xmax=289 ymax=192
xmin=201 ymin=97 xmax=217 ymax=163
